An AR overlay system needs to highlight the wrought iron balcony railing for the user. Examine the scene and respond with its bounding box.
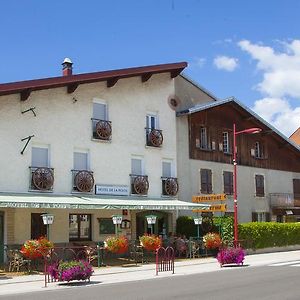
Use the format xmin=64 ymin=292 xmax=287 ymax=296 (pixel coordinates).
xmin=92 ymin=118 xmax=112 ymax=141
xmin=72 ymin=170 xmax=94 ymax=193
xmin=145 ymin=128 xmax=163 ymax=147
xmin=30 ymin=166 xmax=54 ymax=191
xmin=161 ymin=177 xmax=179 ymax=196
xmin=130 ymin=174 xmax=149 ymax=195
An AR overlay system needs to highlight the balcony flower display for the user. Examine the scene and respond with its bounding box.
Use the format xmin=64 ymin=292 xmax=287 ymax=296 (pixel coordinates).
xmin=139 ymin=234 xmax=161 ymax=251
xmin=20 ymin=237 xmax=54 ymax=259
xmin=48 ymin=260 xmax=93 ymax=282
xmin=104 ymin=236 xmax=128 ymax=254
xmin=217 ymin=247 xmax=246 ymax=266
xmin=203 ymin=232 xmax=222 ymax=250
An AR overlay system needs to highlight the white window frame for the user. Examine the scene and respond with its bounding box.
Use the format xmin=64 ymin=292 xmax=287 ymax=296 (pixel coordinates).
xmin=255 ymin=141 xmax=262 ymax=158
xmin=31 ymin=144 xmax=50 ymax=168
xmin=200 ymin=127 xmax=208 ymax=149
xmin=146 ymin=113 xmax=158 ymax=130
xmin=93 ymin=99 xmax=108 ymax=121
xmin=73 ymin=149 xmax=90 ymax=171
xmin=222 ymin=132 xmax=229 ymax=153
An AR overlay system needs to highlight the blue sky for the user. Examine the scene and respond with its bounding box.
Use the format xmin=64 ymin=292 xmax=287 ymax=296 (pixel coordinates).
xmin=1 ymin=0 xmax=299 ymax=136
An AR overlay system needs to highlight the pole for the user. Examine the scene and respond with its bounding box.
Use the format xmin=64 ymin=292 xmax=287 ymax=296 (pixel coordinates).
xmin=197 ymin=224 xmax=200 ymax=240
xmin=233 ymin=123 xmax=238 ymax=246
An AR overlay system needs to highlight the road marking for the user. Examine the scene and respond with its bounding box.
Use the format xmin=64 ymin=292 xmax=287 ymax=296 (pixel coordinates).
xmin=269 ymin=260 xmax=300 ymax=266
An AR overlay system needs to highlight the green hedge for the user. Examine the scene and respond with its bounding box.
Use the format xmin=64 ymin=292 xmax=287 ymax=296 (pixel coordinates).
xmin=239 ymin=222 xmax=300 ymax=249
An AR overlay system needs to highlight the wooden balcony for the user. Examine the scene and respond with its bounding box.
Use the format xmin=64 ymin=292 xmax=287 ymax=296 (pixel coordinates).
xmin=130 ymin=174 xmax=149 ymax=195
xmin=162 ymin=177 xmax=179 ymax=196
xmin=72 ymin=170 xmax=94 ymax=193
xmin=30 ymin=166 xmax=54 ymax=191
xmin=145 ymin=128 xmax=163 ymax=147
xmin=92 ymin=118 xmax=112 ymax=141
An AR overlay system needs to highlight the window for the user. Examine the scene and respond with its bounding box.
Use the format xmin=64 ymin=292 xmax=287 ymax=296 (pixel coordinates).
xmin=293 ymin=179 xmax=300 ymax=201
xmin=252 ymin=212 xmax=270 ymax=222
xmin=162 ymin=161 xmax=172 ymax=178
xmin=74 ymin=151 xmax=88 ymax=170
xmin=255 ymin=141 xmax=264 ymax=158
xmin=92 ymin=102 xmax=111 ymax=140
xmin=99 ymin=218 xmax=115 ymax=234
xmin=31 ymin=213 xmax=47 ymax=239
xmin=131 ymin=158 xmax=143 ymax=175
xmin=93 ymin=102 xmax=107 ymax=121
xmin=222 ymin=132 xmax=230 ymax=153
xmin=223 ymin=171 xmax=233 ymax=195
xmin=146 ymin=114 xmax=157 ymax=130
xmin=200 ymin=127 xmax=208 ymax=149
xmin=69 ymin=214 xmax=91 ymax=241
xmin=255 ymin=175 xmax=265 ymax=197
xmin=162 ymin=161 xmax=177 ymax=196
xmin=200 ymin=169 xmax=212 ymax=194
xmin=32 ymin=147 xmax=49 ymax=167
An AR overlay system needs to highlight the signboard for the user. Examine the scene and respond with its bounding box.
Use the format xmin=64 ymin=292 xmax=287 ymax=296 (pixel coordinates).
xmin=193 ymin=204 xmax=227 ymax=213
xmin=95 ymin=185 xmax=129 ymax=196
xmin=192 ymin=194 xmax=227 ymax=202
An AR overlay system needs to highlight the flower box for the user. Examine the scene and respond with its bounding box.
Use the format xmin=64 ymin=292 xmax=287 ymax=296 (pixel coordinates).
xmin=48 ymin=260 xmax=94 ymax=282
xmin=105 ymin=236 xmax=128 ymax=254
xmin=20 ymin=237 xmax=54 ymax=259
xmin=217 ymin=247 xmax=245 ymax=267
xmin=139 ymin=234 xmax=161 ymax=251
xmin=203 ymin=232 xmax=222 ymax=250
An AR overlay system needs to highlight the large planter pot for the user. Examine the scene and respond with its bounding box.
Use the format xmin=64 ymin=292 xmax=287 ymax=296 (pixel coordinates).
xmin=217 ymin=247 xmax=245 ymax=267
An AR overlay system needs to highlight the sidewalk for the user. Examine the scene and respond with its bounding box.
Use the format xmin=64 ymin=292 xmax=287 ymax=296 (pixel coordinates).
xmin=0 ymin=251 xmax=300 ymax=296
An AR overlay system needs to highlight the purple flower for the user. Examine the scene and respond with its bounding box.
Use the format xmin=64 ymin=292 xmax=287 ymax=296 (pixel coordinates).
xmin=217 ymin=247 xmax=245 ymax=265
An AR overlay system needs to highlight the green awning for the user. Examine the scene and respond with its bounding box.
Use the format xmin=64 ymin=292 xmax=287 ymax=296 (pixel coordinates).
xmin=0 ymin=193 xmax=210 ymax=210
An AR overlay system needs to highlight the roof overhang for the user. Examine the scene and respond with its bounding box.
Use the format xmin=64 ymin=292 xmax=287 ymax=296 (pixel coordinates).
xmin=0 ymin=194 xmax=210 ymax=211
xmin=0 ymin=62 xmax=187 ymax=101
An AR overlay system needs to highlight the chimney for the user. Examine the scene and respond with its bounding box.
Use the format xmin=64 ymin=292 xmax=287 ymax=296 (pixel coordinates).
xmin=62 ymin=58 xmax=73 ymax=76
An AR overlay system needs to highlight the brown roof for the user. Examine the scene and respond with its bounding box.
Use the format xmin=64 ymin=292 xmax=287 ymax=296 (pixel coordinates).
xmin=0 ymin=62 xmax=187 ymax=100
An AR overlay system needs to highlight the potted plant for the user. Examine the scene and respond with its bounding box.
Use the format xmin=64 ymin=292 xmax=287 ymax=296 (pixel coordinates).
xmin=203 ymin=232 xmax=222 ymax=256
xmin=139 ymin=234 xmax=161 ymax=251
xmin=104 ymin=235 xmax=128 ymax=254
xmin=217 ymin=247 xmax=245 ymax=267
xmin=20 ymin=236 xmax=54 ymax=259
xmin=48 ymin=260 xmax=94 ymax=282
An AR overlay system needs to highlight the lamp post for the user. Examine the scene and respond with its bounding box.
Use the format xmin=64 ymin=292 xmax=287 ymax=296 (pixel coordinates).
xmin=41 ymin=214 xmax=54 ymax=240
xmin=145 ymin=215 xmax=157 ymax=234
xmin=193 ymin=216 xmax=203 ymax=240
xmin=112 ymin=215 xmax=123 ymax=236
xmin=233 ymin=123 xmax=262 ymax=246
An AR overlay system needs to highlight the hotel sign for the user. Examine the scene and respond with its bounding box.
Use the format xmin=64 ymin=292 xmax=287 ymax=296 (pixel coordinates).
xmin=95 ymin=185 xmax=129 ymax=196
xmin=192 ymin=194 xmax=227 ymax=202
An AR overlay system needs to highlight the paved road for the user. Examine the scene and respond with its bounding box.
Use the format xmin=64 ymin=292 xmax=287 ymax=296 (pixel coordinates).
xmin=2 ymin=260 xmax=300 ymax=300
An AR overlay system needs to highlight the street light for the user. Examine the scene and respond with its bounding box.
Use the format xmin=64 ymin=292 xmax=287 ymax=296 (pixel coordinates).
xmin=112 ymin=215 xmax=123 ymax=236
xmin=41 ymin=214 xmax=54 ymax=240
xmin=145 ymin=215 xmax=157 ymax=234
xmin=193 ymin=216 xmax=203 ymax=241
xmin=233 ymin=123 xmax=262 ymax=246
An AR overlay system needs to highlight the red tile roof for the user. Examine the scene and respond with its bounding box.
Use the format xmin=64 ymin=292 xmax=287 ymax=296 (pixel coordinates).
xmin=0 ymin=62 xmax=187 ymax=100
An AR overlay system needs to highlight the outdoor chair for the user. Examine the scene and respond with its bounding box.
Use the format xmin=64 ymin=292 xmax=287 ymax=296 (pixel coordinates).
xmin=7 ymin=250 xmax=31 ymax=272
xmin=129 ymin=242 xmax=144 ymax=265
xmin=189 ymin=241 xmax=200 ymax=258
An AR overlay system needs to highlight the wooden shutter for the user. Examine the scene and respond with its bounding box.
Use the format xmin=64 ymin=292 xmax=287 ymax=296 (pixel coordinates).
xmin=207 ymin=169 xmax=212 ymax=193
xmin=293 ymin=179 xmax=300 ymax=200
xmin=252 ymin=212 xmax=258 ymax=222
xmin=200 ymin=169 xmax=212 ymax=194
xmin=223 ymin=171 xmax=233 ymax=195
xmin=265 ymin=212 xmax=271 ymax=222
xmin=255 ymin=175 xmax=265 ymax=197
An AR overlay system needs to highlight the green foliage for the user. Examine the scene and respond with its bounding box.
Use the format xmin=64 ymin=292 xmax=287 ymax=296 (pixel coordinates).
xmin=176 ymin=216 xmax=197 ymax=238
xmin=213 ymin=216 xmax=234 ymax=246
xmin=239 ymin=222 xmax=300 ymax=249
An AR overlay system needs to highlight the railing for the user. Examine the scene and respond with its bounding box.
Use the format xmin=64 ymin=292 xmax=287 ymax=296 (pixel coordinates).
xmin=145 ymin=128 xmax=163 ymax=147
xmin=161 ymin=177 xmax=179 ymax=196
xmin=130 ymin=174 xmax=149 ymax=195
xmin=29 ymin=166 xmax=54 ymax=191
xmin=92 ymin=118 xmax=112 ymax=140
xmin=269 ymin=193 xmax=294 ymax=208
xmin=71 ymin=170 xmax=94 ymax=193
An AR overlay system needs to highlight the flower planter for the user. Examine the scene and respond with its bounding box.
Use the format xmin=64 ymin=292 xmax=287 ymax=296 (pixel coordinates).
xmin=105 ymin=236 xmax=129 ymax=254
xmin=20 ymin=237 xmax=54 ymax=259
xmin=139 ymin=235 xmax=161 ymax=252
xmin=217 ymin=247 xmax=245 ymax=267
xmin=48 ymin=260 xmax=94 ymax=282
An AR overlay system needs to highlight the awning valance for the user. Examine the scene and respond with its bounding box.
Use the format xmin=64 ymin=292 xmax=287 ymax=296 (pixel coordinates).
xmin=0 ymin=194 xmax=210 ymax=211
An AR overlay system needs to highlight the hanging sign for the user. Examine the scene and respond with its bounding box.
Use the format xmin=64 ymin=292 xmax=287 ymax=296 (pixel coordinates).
xmin=193 ymin=204 xmax=227 ymax=213
xmin=192 ymin=194 xmax=227 ymax=202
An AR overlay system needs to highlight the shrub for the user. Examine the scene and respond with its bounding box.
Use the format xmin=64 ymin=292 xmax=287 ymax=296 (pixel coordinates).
xmin=203 ymin=232 xmax=222 ymax=249
xmin=239 ymin=222 xmax=300 ymax=249
xmin=217 ymin=247 xmax=245 ymax=266
xmin=140 ymin=234 xmax=161 ymax=251
xmin=20 ymin=237 xmax=54 ymax=259
xmin=48 ymin=260 xmax=93 ymax=282
xmin=105 ymin=236 xmax=128 ymax=254
xmin=176 ymin=216 xmax=197 ymax=238
xmin=213 ymin=216 xmax=234 ymax=246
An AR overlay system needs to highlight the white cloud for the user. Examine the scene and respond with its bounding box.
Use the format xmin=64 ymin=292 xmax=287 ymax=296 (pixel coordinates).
xmin=252 ymin=97 xmax=300 ymax=137
xmin=213 ymin=56 xmax=238 ymax=71
xmin=194 ymin=57 xmax=206 ymax=68
xmin=238 ymin=40 xmax=300 ymax=136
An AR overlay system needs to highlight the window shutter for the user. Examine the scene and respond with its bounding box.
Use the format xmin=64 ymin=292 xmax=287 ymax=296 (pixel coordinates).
xmin=74 ymin=152 xmax=88 ymax=170
xmin=293 ymin=179 xmax=300 ymax=200
xmin=265 ymin=212 xmax=271 ymax=222
xmin=162 ymin=162 xmax=172 ymax=177
xmin=252 ymin=212 xmax=258 ymax=222
xmin=32 ymin=147 xmax=49 ymax=167
xmin=207 ymin=169 xmax=212 ymax=193
xmin=200 ymin=169 xmax=207 ymax=193
xmin=255 ymin=175 xmax=265 ymax=197
xmin=223 ymin=171 xmax=233 ymax=195
xmin=131 ymin=159 xmax=142 ymax=175
xmin=93 ymin=103 xmax=107 ymax=120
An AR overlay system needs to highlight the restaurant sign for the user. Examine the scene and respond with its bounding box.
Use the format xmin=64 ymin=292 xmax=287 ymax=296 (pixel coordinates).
xmin=95 ymin=185 xmax=129 ymax=196
xmin=193 ymin=204 xmax=227 ymax=213
xmin=192 ymin=194 xmax=227 ymax=202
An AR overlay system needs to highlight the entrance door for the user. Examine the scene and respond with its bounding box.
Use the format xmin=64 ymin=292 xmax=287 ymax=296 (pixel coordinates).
xmin=0 ymin=213 xmax=3 ymax=264
xmin=31 ymin=213 xmax=47 ymax=239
